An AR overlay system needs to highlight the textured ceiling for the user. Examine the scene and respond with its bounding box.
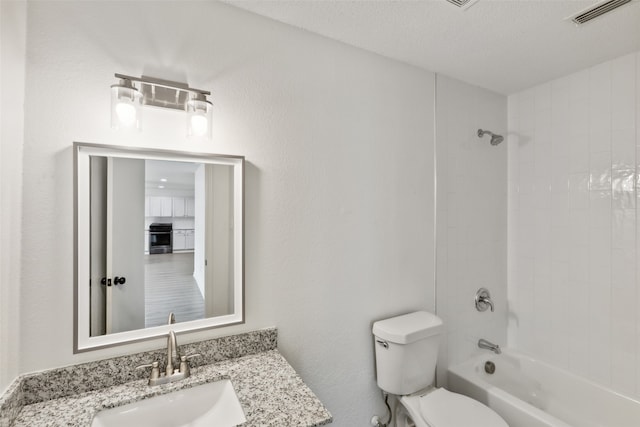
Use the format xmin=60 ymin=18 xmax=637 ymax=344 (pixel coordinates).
xmin=225 ymin=0 xmax=640 ymax=94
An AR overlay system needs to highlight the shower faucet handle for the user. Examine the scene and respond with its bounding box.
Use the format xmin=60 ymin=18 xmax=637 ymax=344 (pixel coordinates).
xmin=475 ymin=288 xmax=494 ymax=312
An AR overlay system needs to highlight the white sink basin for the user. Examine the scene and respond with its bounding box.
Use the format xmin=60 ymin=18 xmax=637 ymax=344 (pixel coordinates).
xmin=91 ymin=379 xmax=246 ymax=427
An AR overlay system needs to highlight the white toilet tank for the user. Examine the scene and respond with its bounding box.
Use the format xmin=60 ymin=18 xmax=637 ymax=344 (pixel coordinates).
xmin=372 ymin=311 xmax=443 ymax=396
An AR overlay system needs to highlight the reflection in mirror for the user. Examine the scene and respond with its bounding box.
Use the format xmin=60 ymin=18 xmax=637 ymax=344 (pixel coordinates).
xmin=75 ymin=143 xmax=244 ymax=352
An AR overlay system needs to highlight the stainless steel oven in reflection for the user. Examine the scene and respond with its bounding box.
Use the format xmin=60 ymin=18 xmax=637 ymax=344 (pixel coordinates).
xmin=149 ymin=223 xmax=173 ymax=254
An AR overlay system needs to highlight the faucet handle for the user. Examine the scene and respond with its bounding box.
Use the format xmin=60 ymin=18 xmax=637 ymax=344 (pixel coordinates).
xmin=135 ymin=361 xmax=157 ymax=369
xmin=475 ymin=288 xmax=494 ymax=312
xmin=136 ymin=361 xmax=160 ymax=381
xmin=179 ymin=354 xmax=201 ymax=376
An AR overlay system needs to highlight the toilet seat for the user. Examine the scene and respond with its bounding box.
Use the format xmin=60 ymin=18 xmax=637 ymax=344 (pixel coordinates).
xmin=400 ymin=388 xmax=508 ymax=427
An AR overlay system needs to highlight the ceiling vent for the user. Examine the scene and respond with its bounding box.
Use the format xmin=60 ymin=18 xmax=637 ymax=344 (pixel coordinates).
xmin=445 ymin=0 xmax=479 ymax=10
xmin=566 ymin=0 xmax=632 ymax=25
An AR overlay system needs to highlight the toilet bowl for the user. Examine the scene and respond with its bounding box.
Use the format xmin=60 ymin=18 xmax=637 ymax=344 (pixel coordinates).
xmin=372 ymin=311 xmax=508 ymax=427
xmin=398 ymin=387 xmax=507 ymax=427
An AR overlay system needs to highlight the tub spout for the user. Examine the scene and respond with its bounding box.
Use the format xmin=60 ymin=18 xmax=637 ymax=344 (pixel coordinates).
xmin=478 ymin=338 xmax=501 ymax=354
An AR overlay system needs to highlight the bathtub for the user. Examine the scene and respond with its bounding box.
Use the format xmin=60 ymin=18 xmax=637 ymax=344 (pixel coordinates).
xmin=447 ymin=349 xmax=640 ymax=427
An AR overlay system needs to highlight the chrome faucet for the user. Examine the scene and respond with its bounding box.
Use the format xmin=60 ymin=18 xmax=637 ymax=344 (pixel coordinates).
xmin=478 ymin=338 xmax=501 ymax=354
xmin=137 ymin=329 xmax=201 ymax=386
xmin=136 ymin=312 xmax=200 ymax=386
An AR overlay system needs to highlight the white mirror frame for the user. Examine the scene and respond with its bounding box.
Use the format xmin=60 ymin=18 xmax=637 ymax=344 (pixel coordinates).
xmin=74 ymin=142 xmax=244 ymax=352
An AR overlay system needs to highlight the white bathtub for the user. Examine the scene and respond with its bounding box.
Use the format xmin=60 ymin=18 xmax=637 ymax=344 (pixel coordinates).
xmin=447 ymin=349 xmax=640 ymax=427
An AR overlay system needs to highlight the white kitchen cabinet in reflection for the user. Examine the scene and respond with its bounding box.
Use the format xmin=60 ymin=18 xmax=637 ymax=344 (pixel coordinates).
xmin=173 ymin=229 xmax=195 ymax=251
xmin=172 ymin=197 xmax=195 ymax=217
xmin=146 ymin=196 xmax=172 ymax=217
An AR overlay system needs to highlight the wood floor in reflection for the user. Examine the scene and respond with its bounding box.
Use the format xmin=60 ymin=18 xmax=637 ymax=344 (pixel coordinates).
xmin=144 ymin=252 xmax=205 ymax=328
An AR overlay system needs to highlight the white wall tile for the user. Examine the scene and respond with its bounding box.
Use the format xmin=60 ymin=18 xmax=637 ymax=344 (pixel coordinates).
xmin=588 ymin=62 xmax=612 ymax=135
xmin=589 ymin=191 xmax=612 ymax=229
xmin=611 ymin=350 xmax=636 ymax=397
xmin=519 ymin=89 xmax=536 ymax=132
xmin=611 ymin=249 xmax=635 ymax=327
xmin=589 ymin=226 xmax=612 ymax=267
xmin=612 ymin=209 xmax=636 ymax=250
xmin=551 ymin=156 xmax=569 ymax=193
xmin=569 ymin=69 xmax=590 ymax=103
xmin=611 ymin=54 xmax=636 ymax=131
xmin=567 ymin=279 xmax=590 ymax=377
xmin=612 ymin=128 xmax=636 ymax=170
xmin=590 ymin=129 xmax=612 ymax=154
xmin=509 ymin=50 xmax=640 ymax=400
xmin=637 ymin=52 xmax=640 ymax=397
xmin=568 ymin=244 xmax=589 ymax=283
xmin=568 ymin=173 xmax=590 ymax=210
xmin=551 ymin=194 xmax=569 ymax=230
xmin=637 ymin=52 xmax=640 ymax=145
xmin=535 ymin=83 xmax=552 ymax=112
xmin=589 ymin=151 xmax=612 ymax=191
xmin=551 ymin=77 xmax=570 ymax=126
xmin=569 ymin=210 xmax=589 ymax=248
xmin=569 ymin=133 xmax=589 ymax=173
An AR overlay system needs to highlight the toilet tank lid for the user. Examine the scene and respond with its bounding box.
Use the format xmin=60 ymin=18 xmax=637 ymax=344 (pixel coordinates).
xmin=372 ymin=311 xmax=443 ymax=344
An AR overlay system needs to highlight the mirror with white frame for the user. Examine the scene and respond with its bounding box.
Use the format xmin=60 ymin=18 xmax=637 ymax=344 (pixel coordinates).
xmin=74 ymin=142 xmax=244 ymax=352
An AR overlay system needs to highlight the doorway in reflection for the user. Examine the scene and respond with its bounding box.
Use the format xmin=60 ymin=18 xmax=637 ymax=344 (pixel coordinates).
xmin=143 ymin=160 xmax=202 ymax=328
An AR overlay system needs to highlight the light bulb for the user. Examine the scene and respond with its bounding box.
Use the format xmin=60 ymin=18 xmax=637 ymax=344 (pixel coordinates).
xmin=190 ymin=114 xmax=208 ymax=136
xmin=186 ymin=94 xmax=212 ymax=139
xmin=115 ymin=101 xmax=137 ymax=128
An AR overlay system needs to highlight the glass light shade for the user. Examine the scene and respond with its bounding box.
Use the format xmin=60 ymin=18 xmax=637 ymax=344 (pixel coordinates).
xmin=186 ymin=96 xmax=213 ymax=139
xmin=111 ymin=83 xmax=142 ymax=130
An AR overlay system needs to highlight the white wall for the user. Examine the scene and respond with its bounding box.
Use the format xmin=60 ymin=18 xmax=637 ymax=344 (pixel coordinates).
xmin=435 ymin=75 xmax=508 ymax=385
xmin=508 ymin=51 xmax=640 ymax=399
xmin=14 ymin=1 xmax=435 ymax=424
xmin=0 ymin=0 xmax=26 ymax=393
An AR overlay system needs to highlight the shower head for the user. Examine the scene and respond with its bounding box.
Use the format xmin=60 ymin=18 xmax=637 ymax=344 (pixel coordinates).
xmin=491 ymin=134 xmax=504 ymax=145
xmin=478 ymin=129 xmax=504 ymax=146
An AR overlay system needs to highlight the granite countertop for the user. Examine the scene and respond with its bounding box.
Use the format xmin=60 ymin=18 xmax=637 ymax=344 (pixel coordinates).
xmin=11 ymin=350 xmax=332 ymax=427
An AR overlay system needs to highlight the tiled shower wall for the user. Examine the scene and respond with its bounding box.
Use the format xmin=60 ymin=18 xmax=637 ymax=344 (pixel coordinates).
xmin=508 ymin=51 xmax=640 ymax=398
xmin=436 ymin=75 xmax=508 ymax=386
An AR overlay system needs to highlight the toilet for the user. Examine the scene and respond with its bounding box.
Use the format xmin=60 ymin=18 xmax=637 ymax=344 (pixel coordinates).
xmin=372 ymin=311 xmax=508 ymax=427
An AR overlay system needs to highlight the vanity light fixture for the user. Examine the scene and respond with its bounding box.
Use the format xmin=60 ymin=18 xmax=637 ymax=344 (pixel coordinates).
xmin=111 ymin=73 xmax=213 ymax=139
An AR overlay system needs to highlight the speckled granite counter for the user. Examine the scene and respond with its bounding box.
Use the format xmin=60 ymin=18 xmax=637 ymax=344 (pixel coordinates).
xmin=11 ymin=349 xmax=331 ymax=427
xmin=0 ymin=328 xmax=332 ymax=427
